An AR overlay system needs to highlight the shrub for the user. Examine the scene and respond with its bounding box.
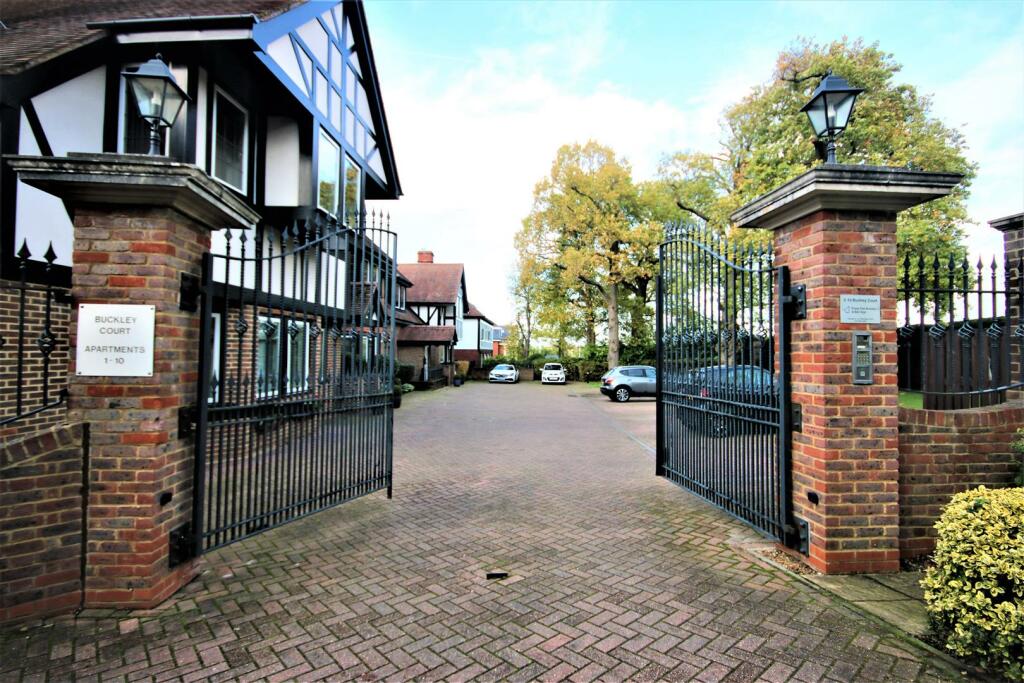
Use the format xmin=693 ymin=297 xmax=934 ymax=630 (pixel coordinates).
xmin=396 ymin=363 xmax=416 ymax=384
xmin=401 ymin=383 xmax=414 ymax=393
xmin=454 ymin=360 xmax=469 ymax=378
xmin=921 ymin=486 xmax=1024 ymax=681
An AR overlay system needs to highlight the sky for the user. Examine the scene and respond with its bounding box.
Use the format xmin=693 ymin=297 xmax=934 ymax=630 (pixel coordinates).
xmin=364 ymin=0 xmax=1024 ymax=325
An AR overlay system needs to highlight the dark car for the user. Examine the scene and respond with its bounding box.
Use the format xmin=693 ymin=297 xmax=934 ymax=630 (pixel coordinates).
xmin=679 ymin=365 xmax=778 ymax=436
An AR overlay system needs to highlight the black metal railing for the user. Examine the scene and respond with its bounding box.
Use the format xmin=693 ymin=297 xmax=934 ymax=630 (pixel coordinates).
xmin=192 ymin=210 xmax=397 ymax=554
xmin=898 ymin=252 xmax=1024 ymax=409
xmin=426 ymin=365 xmax=444 ymax=382
xmin=0 ymin=241 xmax=70 ymax=431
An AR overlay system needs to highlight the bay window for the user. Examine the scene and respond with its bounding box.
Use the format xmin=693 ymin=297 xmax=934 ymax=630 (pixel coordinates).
xmin=212 ymin=88 xmax=248 ymax=192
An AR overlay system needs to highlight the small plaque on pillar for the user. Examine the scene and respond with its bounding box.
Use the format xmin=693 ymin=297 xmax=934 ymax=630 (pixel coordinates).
xmin=840 ymin=295 xmax=881 ymax=324
xmin=76 ymin=304 xmax=155 ymax=376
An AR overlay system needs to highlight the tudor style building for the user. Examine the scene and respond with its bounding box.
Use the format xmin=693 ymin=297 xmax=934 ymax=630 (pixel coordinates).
xmin=394 ymin=250 xmax=495 ymax=385
xmin=1 ymin=0 xmax=400 ymax=284
xmin=455 ymin=303 xmax=494 ymax=368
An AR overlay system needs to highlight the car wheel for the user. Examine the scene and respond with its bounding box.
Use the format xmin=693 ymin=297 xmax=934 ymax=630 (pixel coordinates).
xmin=614 ymin=386 xmax=632 ymax=403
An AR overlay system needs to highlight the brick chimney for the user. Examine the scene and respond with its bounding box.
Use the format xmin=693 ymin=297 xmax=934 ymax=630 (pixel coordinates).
xmin=417 ymin=250 xmax=434 ymax=263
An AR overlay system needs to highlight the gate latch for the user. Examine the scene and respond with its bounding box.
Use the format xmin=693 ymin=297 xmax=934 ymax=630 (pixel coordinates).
xmin=783 ymin=284 xmax=806 ymax=320
xmin=179 ymin=273 xmax=201 ymax=312
xmin=168 ymin=523 xmax=196 ymax=567
xmin=178 ymin=404 xmax=197 ymax=438
xmin=790 ymin=403 xmax=803 ymax=432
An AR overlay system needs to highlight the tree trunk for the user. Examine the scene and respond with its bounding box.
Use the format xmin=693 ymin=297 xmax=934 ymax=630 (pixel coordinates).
xmin=607 ymin=282 xmax=620 ymax=368
xmin=585 ymin=311 xmax=597 ymax=347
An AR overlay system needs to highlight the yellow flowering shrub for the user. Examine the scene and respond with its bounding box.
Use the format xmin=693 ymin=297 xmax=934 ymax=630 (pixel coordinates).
xmin=921 ymin=486 xmax=1024 ymax=681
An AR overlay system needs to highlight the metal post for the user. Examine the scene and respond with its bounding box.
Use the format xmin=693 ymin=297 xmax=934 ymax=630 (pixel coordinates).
xmin=655 ymin=270 xmax=665 ymax=477
xmin=776 ymin=265 xmax=794 ymax=546
xmin=190 ymin=253 xmax=214 ymax=558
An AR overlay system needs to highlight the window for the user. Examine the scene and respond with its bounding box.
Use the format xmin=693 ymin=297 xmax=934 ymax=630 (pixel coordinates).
xmin=213 ymin=88 xmax=248 ymax=192
xmin=256 ymin=316 xmax=310 ymax=396
xmin=343 ymin=155 xmax=361 ymax=219
xmin=397 ymin=286 xmax=406 ymax=310
xmin=317 ymin=129 xmax=340 ymax=214
xmin=286 ymin=321 xmax=310 ymax=393
xmin=256 ymin=317 xmax=280 ymax=396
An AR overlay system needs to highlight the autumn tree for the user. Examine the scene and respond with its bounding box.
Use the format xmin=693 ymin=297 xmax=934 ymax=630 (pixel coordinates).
xmin=509 ymin=255 xmax=543 ymax=359
xmin=517 ymin=142 xmax=661 ymax=369
xmin=659 ymin=38 xmax=977 ymax=278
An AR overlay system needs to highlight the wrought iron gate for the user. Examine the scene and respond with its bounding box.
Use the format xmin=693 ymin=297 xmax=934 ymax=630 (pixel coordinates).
xmin=182 ymin=212 xmax=397 ymax=558
xmin=655 ymin=221 xmax=800 ymax=544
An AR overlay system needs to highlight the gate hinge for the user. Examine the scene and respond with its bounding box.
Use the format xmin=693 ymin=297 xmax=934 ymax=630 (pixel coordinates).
xmin=790 ymin=403 xmax=803 ymax=432
xmin=168 ymin=522 xmax=196 ymax=567
xmin=783 ymin=284 xmax=806 ymax=320
xmin=178 ymin=404 xmax=198 ymax=438
xmin=179 ymin=272 xmax=200 ymax=312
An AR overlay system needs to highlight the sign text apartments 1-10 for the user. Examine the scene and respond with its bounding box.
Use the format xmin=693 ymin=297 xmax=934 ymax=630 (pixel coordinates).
xmin=76 ymin=304 xmax=155 ymax=377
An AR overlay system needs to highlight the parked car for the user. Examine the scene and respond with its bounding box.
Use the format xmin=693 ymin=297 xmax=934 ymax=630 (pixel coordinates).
xmin=679 ymin=365 xmax=778 ymax=436
xmin=600 ymin=366 xmax=656 ymax=402
xmin=488 ymin=364 xmax=519 ymax=383
xmin=541 ymin=363 xmax=566 ymax=385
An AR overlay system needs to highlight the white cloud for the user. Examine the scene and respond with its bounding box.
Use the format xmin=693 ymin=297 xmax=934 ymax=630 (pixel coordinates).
xmin=371 ymin=29 xmax=761 ymax=323
xmin=928 ymin=37 xmax=1024 ymax=262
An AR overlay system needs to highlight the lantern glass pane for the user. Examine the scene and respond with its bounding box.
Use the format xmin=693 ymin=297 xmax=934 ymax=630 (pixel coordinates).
xmin=805 ymin=97 xmax=827 ymax=137
xmin=129 ymin=76 xmax=166 ymax=119
xmin=162 ymin=85 xmax=187 ymax=127
xmin=832 ymin=92 xmax=856 ymax=132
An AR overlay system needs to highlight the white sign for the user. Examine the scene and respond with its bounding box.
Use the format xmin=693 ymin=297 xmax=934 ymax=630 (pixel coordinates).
xmin=840 ymin=294 xmax=881 ymax=324
xmin=76 ymin=304 xmax=155 ymax=377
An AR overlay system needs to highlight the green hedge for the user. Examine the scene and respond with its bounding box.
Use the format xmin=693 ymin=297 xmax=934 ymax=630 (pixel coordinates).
xmin=921 ymin=486 xmax=1024 ymax=681
xmin=396 ymin=363 xmax=416 ymax=384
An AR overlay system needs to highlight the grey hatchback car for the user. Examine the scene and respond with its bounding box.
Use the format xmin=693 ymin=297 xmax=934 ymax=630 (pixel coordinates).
xmin=600 ymin=366 xmax=657 ymax=402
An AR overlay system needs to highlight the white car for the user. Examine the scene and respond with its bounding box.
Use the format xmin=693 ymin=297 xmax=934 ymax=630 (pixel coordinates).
xmin=488 ymin=364 xmax=519 ymax=383
xmin=541 ymin=363 xmax=566 ymax=384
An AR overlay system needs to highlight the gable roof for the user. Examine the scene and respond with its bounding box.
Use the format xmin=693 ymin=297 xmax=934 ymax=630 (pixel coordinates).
xmin=465 ymin=303 xmax=494 ymax=325
xmin=395 ymin=307 xmax=425 ymax=326
xmin=399 ymin=262 xmax=465 ymax=306
xmin=0 ymin=0 xmax=297 ymax=75
xmin=397 ymin=325 xmax=456 ymax=344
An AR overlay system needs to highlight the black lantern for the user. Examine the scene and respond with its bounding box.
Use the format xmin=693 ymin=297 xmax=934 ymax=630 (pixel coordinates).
xmin=800 ymin=71 xmax=864 ymax=164
xmin=121 ymin=55 xmax=189 ymax=156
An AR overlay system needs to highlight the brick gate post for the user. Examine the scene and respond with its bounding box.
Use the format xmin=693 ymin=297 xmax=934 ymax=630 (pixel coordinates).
xmin=9 ymin=153 xmax=259 ymax=607
xmin=732 ymin=166 xmax=961 ymax=574
xmin=990 ymin=213 xmax=1023 ymax=400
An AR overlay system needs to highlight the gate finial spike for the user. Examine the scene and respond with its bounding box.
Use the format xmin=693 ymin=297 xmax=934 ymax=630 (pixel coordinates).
xmin=17 ymin=239 xmax=31 ymax=260
xmin=43 ymin=241 xmax=57 ymax=265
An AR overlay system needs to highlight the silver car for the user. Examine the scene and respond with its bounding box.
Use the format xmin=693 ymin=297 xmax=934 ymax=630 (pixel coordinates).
xmin=488 ymin=363 xmax=519 ymax=383
xmin=600 ymin=365 xmax=656 ymax=402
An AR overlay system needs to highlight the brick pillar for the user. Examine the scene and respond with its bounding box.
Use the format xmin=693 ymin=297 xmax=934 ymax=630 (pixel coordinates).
xmin=990 ymin=213 xmax=1023 ymax=398
xmin=732 ymin=165 xmax=962 ymax=574
xmin=9 ymin=153 xmax=259 ymax=607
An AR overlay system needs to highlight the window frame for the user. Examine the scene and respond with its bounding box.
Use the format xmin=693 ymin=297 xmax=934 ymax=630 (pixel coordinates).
xmin=343 ymin=153 xmax=362 ymax=220
xmin=317 ymin=127 xmax=341 ymax=216
xmin=256 ymin=315 xmax=282 ymax=398
xmin=211 ymin=85 xmax=250 ymax=194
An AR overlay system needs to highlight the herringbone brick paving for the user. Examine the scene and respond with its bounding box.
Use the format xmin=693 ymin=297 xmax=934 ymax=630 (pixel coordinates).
xmin=1 ymin=383 xmax=966 ymax=682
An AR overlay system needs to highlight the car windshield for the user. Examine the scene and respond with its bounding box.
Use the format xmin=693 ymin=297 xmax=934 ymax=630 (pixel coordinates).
xmin=543 ymin=364 xmax=562 ymax=371
xmin=494 ymin=364 xmax=513 ymax=371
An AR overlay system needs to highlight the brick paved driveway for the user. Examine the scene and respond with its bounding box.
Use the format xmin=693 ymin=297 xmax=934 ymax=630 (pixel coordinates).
xmin=2 ymin=382 xmax=964 ymax=682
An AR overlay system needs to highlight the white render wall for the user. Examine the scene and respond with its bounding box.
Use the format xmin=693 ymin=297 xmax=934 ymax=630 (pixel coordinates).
xmin=15 ymin=67 xmax=106 ymax=265
xmin=455 ymin=318 xmax=493 ymax=351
